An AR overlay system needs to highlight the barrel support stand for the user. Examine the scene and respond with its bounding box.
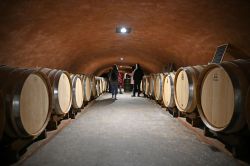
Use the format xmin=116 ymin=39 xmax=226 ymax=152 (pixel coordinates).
xmin=167 ymin=107 xmax=179 ymax=118
xmin=83 ymin=101 xmax=89 ymax=107
xmin=69 ymin=108 xmax=81 ymax=119
xmin=156 ymin=100 xmax=164 ymax=108
xmin=46 ymin=113 xmax=64 ymax=131
xmin=1 ymin=130 xmax=47 ymax=163
xmin=204 ymin=127 xmax=250 ymax=158
xmin=185 ymin=110 xmax=203 ymax=128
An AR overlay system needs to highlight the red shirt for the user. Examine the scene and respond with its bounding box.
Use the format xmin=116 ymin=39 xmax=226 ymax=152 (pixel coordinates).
xmin=118 ymin=72 xmax=124 ymax=86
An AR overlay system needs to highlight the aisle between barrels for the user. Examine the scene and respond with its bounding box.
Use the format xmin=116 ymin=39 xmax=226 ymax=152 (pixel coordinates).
xmin=20 ymin=93 xmax=240 ymax=166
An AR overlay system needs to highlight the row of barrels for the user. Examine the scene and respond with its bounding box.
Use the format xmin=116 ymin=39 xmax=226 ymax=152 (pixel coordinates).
xmin=141 ymin=59 xmax=250 ymax=134
xmin=0 ymin=65 xmax=108 ymax=144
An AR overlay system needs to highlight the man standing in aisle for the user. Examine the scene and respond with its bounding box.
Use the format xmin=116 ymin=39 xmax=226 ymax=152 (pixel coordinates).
xmin=132 ymin=64 xmax=144 ymax=97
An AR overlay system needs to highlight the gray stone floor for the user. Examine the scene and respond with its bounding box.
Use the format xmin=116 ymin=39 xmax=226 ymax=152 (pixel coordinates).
xmin=22 ymin=93 xmax=241 ymax=166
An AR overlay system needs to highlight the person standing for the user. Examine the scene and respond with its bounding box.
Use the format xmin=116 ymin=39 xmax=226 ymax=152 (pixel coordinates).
xmin=118 ymin=71 xmax=124 ymax=94
xmin=109 ymin=65 xmax=119 ymax=99
xmin=130 ymin=65 xmax=135 ymax=92
xmin=132 ymin=64 xmax=144 ymax=97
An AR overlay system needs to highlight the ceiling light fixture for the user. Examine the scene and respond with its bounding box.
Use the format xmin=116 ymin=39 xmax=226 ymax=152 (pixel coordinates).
xmin=116 ymin=26 xmax=132 ymax=34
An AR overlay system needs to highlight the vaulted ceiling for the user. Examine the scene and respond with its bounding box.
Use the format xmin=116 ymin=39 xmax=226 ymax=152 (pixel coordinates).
xmin=0 ymin=0 xmax=249 ymax=75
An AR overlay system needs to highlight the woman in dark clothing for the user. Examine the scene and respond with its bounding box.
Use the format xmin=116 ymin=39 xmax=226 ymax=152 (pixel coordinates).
xmin=109 ymin=65 xmax=119 ymax=99
xmin=132 ymin=64 xmax=144 ymax=97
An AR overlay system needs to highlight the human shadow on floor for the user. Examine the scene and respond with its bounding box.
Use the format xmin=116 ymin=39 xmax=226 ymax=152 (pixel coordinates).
xmin=95 ymin=98 xmax=115 ymax=106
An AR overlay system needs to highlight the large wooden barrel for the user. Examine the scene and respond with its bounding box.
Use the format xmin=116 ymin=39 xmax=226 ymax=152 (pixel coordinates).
xmin=197 ymin=61 xmax=249 ymax=133
xmin=154 ymin=73 xmax=165 ymax=101
xmin=144 ymin=76 xmax=150 ymax=96
xmin=174 ymin=65 xmax=205 ymax=113
xmin=70 ymin=74 xmax=83 ymax=109
xmin=231 ymin=59 xmax=250 ymax=130
xmin=0 ymin=66 xmax=52 ymax=138
xmin=82 ymin=75 xmax=92 ymax=101
xmin=99 ymin=79 xmax=103 ymax=94
xmin=140 ymin=80 xmax=143 ymax=93
xmin=89 ymin=75 xmax=97 ymax=98
xmin=247 ymin=87 xmax=250 ymax=130
xmin=95 ymin=77 xmax=104 ymax=94
xmin=39 ymin=68 xmax=72 ymax=115
xmin=149 ymin=74 xmax=155 ymax=98
xmin=0 ymin=91 xmax=5 ymax=141
xmin=163 ymin=72 xmax=176 ymax=108
xmin=102 ymin=78 xmax=106 ymax=93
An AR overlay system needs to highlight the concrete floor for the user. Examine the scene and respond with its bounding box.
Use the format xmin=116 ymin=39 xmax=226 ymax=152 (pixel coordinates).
xmin=22 ymin=93 xmax=241 ymax=166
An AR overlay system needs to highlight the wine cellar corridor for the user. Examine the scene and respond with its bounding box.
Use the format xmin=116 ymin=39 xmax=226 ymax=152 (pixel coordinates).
xmin=0 ymin=0 xmax=250 ymax=165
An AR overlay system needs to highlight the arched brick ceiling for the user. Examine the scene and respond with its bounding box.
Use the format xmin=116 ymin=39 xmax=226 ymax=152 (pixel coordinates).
xmin=0 ymin=0 xmax=249 ymax=75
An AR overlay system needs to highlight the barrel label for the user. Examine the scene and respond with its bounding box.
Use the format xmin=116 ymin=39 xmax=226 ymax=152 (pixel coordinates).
xmin=213 ymin=73 xmax=219 ymax=81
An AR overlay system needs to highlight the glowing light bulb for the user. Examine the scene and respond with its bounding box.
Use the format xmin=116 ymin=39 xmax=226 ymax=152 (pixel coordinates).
xmin=120 ymin=27 xmax=127 ymax=33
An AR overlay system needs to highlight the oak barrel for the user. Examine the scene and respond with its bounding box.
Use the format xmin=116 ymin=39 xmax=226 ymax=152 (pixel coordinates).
xmin=231 ymin=59 xmax=250 ymax=130
xmin=144 ymin=76 xmax=150 ymax=96
xmin=102 ymin=78 xmax=107 ymax=93
xmin=95 ymin=77 xmax=103 ymax=94
xmin=71 ymin=74 xmax=84 ymax=109
xmin=39 ymin=68 xmax=72 ymax=115
xmin=149 ymin=74 xmax=155 ymax=98
xmin=197 ymin=61 xmax=249 ymax=133
xmin=0 ymin=91 xmax=5 ymax=141
xmin=174 ymin=65 xmax=205 ymax=113
xmin=90 ymin=75 xmax=97 ymax=98
xmin=154 ymin=73 xmax=165 ymax=101
xmin=162 ymin=72 xmax=176 ymax=108
xmin=140 ymin=80 xmax=143 ymax=92
xmin=82 ymin=75 xmax=92 ymax=101
xmin=0 ymin=66 xmax=52 ymax=138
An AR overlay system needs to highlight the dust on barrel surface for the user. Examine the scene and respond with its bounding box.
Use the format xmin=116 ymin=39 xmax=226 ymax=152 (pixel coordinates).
xmin=163 ymin=72 xmax=175 ymax=108
xmin=0 ymin=66 xmax=52 ymax=138
xmin=71 ymin=75 xmax=83 ymax=109
xmin=197 ymin=62 xmax=248 ymax=133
